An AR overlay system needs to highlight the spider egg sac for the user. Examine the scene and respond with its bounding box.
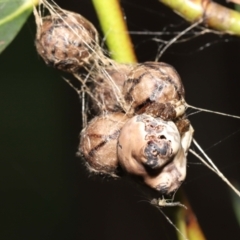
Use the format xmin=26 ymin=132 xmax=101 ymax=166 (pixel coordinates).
xmin=123 ymin=62 xmax=186 ymax=120
xmin=93 ymin=63 xmax=133 ymax=112
xmin=117 ymin=114 xmax=185 ymax=193
xmin=144 ymin=148 xmax=187 ymax=194
xmin=35 ymin=10 xmax=99 ymax=72
xmin=79 ymin=112 xmax=129 ymax=176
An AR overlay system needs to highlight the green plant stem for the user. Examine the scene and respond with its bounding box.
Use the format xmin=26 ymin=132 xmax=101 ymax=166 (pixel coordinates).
xmin=176 ymin=192 xmax=206 ymax=240
xmin=159 ymin=0 xmax=240 ymax=36
xmin=92 ymin=0 xmax=137 ymax=63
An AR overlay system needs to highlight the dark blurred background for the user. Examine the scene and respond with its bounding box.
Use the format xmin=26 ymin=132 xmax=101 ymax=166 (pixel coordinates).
xmin=1 ymin=0 xmax=240 ymax=239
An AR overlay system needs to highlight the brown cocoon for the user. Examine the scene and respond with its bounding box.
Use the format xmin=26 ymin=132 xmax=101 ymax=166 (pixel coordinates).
xmin=123 ymin=62 xmax=185 ymax=120
xmin=93 ymin=63 xmax=133 ymax=112
xmin=79 ymin=112 xmax=129 ymax=176
xmin=35 ymin=10 xmax=99 ymax=72
xmin=144 ymin=148 xmax=187 ymax=194
xmin=118 ymin=114 xmax=183 ymax=191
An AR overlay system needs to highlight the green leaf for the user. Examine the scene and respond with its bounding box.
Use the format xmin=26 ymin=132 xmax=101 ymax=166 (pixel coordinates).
xmin=0 ymin=0 xmax=38 ymax=54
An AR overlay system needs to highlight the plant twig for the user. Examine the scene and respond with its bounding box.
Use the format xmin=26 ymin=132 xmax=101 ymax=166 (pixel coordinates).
xmin=159 ymin=0 xmax=240 ymax=36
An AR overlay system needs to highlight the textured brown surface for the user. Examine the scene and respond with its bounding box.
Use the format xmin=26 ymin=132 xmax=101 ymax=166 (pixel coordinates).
xmin=93 ymin=63 xmax=134 ymax=112
xmin=79 ymin=112 xmax=129 ymax=176
xmin=149 ymin=146 xmax=186 ymax=194
xmin=123 ymin=62 xmax=185 ymax=118
xmin=35 ymin=10 xmax=99 ymax=72
xmin=117 ymin=114 xmax=186 ymax=193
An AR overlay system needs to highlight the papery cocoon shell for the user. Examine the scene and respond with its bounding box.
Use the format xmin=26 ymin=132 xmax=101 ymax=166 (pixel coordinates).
xmin=93 ymin=63 xmax=133 ymax=112
xmin=123 ymin=62 xmax=185 ymax=120
xmin=144 ymin=148 xmax=187 ymax=194
xmin=35 ymin=10 xmax=99 ymax=72
xmin=117 ymin=114 xmax=182 ymax=189
xmin=79 ymin=112 xmax=129 ymax=176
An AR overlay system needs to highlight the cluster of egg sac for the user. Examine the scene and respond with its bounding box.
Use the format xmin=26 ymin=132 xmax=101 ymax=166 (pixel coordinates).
xmin=79 ymin=62 xmax=190 ymax=194
xmin=34 ymin=7 xmax=191 ymax=194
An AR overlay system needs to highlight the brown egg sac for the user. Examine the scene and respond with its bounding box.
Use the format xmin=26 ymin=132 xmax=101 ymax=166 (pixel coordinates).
xmin=144 ymin=147 xmax=187 ymax=194
xmin=35 ymin=10 xmax=99 ymax=73
xmin=79 ymin=112 xmax=129 ymax=176
xmin=93 ymin=63 xmax=134 ymax=113
xmin=117 ymin=114 xmax=185 ymax=193
xmin=123 ymin=62 xmax=186 ymax=120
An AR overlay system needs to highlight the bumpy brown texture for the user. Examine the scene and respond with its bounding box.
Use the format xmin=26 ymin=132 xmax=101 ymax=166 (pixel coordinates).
xmin=35 ymin=10 xmax=99 ymax=72
xmin=123 ymin=62 xmax=185 ymax=120
xmin=117 ymin=114 xmax=186 ymax=193
xmin=175 ymin=118 xmax=190 ymax=136
xmin=145 ymin=148 xmax=187 ymax=194
xmin=34 ymin=6 xmax=192 ymax=193
xmin=79 ymin=112 xmax=129 ymax=176
xmin=93 ymin=63 xmax=133 ymax=112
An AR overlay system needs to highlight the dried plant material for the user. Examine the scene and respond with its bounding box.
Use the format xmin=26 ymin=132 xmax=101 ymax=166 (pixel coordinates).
xmin=117 ymin=114 xmax=187 ymax=193
xmin=79 ymin=112 xmax=129 ymax=176
xmin=35 ymin=9 xmax=100 ymax=72
xmin=123 ymin=62 xmax=186 ymax=120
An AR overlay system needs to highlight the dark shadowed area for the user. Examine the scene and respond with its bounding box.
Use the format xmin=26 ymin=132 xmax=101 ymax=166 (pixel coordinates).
xmin=1 ymin=0 xmax=240 ymax=239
